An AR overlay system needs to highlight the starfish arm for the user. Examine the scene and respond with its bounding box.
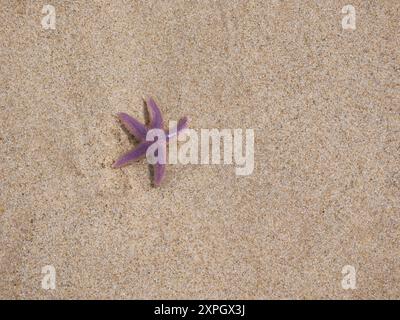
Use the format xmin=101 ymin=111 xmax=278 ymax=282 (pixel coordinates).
xmin=154 ymin=163 xmax=166 ymax=187
xmin=146 ymin=96 xmax=163 ymax=129
xmin=167 ymin=116 xmax=190 ymax=141
xmin=117 ymin=112 xmax=147 ymax=141
xmin=153 ymin=144 xmax=166 ymax=186
xmin=112 ymin=142 xmax=149 ymax=168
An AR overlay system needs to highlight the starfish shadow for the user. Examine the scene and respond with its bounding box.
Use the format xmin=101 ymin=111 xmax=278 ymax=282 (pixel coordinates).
xmin=118 ymin=118 xmax=140 ymax=145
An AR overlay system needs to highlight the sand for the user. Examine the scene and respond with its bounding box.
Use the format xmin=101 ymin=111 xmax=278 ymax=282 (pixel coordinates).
xmin=0 ymin=0 xmax=399 ymax=299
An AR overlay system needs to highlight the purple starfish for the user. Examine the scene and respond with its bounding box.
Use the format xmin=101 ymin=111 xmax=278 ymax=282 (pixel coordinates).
xmin=113 ymin=96 xmax=189 ymax=186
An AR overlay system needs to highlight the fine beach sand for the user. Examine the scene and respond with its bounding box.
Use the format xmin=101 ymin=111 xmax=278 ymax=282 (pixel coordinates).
xmin=0 ymin=0 xmax=399 ymax=299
